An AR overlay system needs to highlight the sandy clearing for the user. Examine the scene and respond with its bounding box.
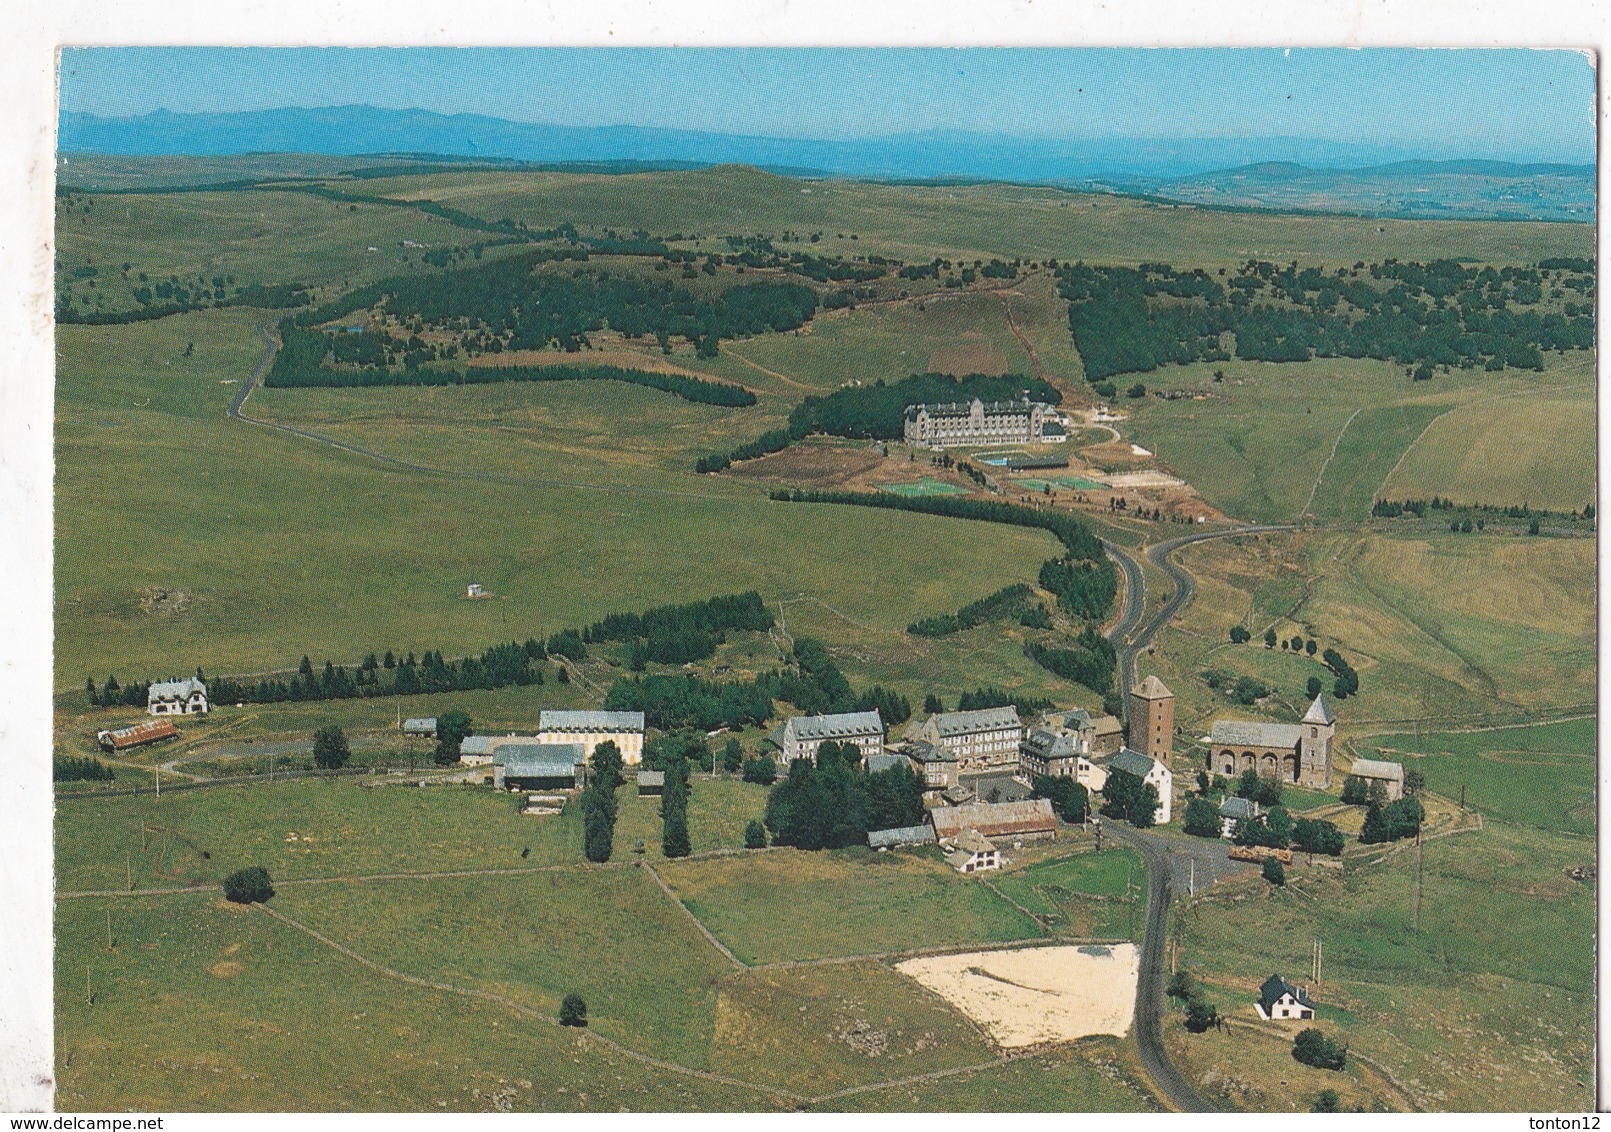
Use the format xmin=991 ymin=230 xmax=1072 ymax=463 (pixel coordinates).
xmin=895 ymin=942 xmax=1139 ymax=1048
xmin=1107 ymin=470 xmax=1185 ymax=489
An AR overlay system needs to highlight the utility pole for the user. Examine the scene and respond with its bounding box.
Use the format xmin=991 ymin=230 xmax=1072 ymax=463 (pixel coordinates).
xmin=1414 ymin=832 xmax=1424 ymax=934
xmin=125 ymin=852 xmax=132 ymax=891
xmin=85 ymin=963 xmax=92 ymax=1007
xmin=1189 ymin=857 xmax=1195 ymax=896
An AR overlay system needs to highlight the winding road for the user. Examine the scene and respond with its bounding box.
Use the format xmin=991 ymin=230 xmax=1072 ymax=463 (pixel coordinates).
xmin=1098 ymin=521 xmax=1299 ymax=1111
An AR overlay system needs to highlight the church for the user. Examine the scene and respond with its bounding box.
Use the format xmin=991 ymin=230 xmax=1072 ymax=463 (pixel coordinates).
xmin=1204 ymin=695 xmax=1333 ymax=789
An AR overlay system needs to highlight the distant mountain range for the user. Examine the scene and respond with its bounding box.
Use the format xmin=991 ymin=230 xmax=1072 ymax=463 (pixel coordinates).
xmin=58 ymin=104 xmax=1569 ymax=184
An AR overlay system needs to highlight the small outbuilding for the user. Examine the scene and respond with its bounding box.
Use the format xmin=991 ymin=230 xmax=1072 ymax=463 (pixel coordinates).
xmin=868 ymin=825 xmax=937 ymax=850
xmin=865 ymin=752 xmax=907 ymax=775
xmin=1218 ymin=795 xmax=1260 ymax=838
xmin=1349 ymin=758 xmax=1405 ymax=801
xmin=402 ymin=717 xmax=437 ymax=738
xmin=637 ymin=770 xmax=665 ymax=796
xmin=458 ymin=735 xmax=496 ymax=765
xmin=97 ymin=717 xmax=179 ymax=751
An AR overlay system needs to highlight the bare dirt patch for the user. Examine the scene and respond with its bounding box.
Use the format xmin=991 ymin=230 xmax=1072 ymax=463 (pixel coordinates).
xmin=209 ymin=961 xmax=243 ymax=979
xmin=896 ymin=943 xmax=1139 ymax=1048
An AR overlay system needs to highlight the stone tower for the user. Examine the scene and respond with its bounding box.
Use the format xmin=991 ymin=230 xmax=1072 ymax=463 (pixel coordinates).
xmin=1128 ymin=675 xmax=1175 ymax=764
xmin=1298 ymin=694 xmax=1335 ymax=789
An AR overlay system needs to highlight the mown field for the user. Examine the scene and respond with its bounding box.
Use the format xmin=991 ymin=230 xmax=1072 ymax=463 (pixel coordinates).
xmin=1170 ymin=819 xmax=1595 ymax=1112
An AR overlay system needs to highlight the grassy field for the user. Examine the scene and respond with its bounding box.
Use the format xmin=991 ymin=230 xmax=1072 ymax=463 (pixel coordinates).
xmin=659 ymin=848 xmax=1042 ymax=965
xmin=987 ymin=847 xmax=1145 ymax=940
xmin=1379 ymin=356 xmax=1596 ymax=511
xmin=54 ymin=894 xmax=779 ymax=1111
xmin=1154 ymin=527 xmax=1596 ymax=731
xmin=835 ymin=1038 xmax=1159 ymax=1111
xmin=349 ymin=165 xmax=1594 ymax=268
xmin=1364 ymin=718 xmax=1595 ymax=836
xmin=1172 ymin=820 xmax=1595 ymax=1111
xmin=55 ymin=307 xmax=1063 ymax=686
xmin=1122 ymin=356 xmax=1592 ymax=524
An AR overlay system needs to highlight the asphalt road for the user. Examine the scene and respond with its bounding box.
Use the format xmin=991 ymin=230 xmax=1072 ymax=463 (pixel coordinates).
xmin=1097 ymin=522 xmax=1296 ymax=1112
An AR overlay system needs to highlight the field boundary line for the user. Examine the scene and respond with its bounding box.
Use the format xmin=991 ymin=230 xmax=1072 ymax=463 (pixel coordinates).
xmin=252 ymin=902 xmax=808 ymax=1105
xmin=975 ymin=877 xmax=1053 ymax=935
xmin=746 ymin=934 xmax=1112 ymax=973
xmin=1299 ymin=406 xmax=1363 ymax=519
xmin=639 ymin=862 xmax=748 ymax=970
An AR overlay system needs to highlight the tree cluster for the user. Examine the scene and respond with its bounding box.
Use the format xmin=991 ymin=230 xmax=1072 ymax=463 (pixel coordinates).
xmin=582 ymin=741 xmax=625 ymax=863
xmin=54 ymin=755 xmax=115 ymax=783
xmin=1359 ymin=795 xmax=1424 ymax=844
xmin=1293 ymin=1028 xmax=1348 ymax=1071
xmin=907 ymin=584 xmax=1033 ymax=637
xmin=661 ymin=757 xmax=692 ymax=858
xmin=1031 ymin=775 xmax=1089 ymax=822
xmin=764 ymin=740 xmax=926 ymax=849
xmin=1026 ymin=625 xmax=1118 ymax=698
xmin=1100 ymin=767 xmax=1160 ymax=828
xmin=1056 ymin=258 xmax=1593 ymax=387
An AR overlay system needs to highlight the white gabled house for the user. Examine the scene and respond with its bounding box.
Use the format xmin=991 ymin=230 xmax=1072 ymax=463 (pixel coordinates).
xmin=1256 ymin=974 xmax=1317 ymax=1021
xmin=147 ymin=677 xmax=208 ymax=716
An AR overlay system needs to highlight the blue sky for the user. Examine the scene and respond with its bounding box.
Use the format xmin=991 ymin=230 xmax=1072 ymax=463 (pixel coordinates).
xmin=59 ymin=47 xmax=1596 ymax=160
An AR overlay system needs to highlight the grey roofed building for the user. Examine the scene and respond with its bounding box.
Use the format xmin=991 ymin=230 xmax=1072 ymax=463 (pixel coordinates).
xmin=459 ymin=735 xmax=494 ymax=757
xmin=868 ymin=825 xmax=936 ymax=849
xmin=865 ymin=752 xmax=906 ymax=774
xmin=495 ymin=742 xmax=587 ymax=788
xmin=1218 ymin=795 xmax=1259 ymax=821
xmin=930 ymin=798 xmax=1058 ymax=841
xmin=148 ymin=677 xmax=206 ymax=701
xmin=1106 ymin=747 xmax=1161 ymax=779
xmin=785 ymin=710 xmax=884 ymax=742
xmin=905 ymin=739 xmax=959 ymax=765
xmin=1208 ymin=719 xmax=1304 ymax=749
xmin=402 ymin=717 xmax=436 ymax=736
xmin=636 ymin=770 xmax=665 ymax=795
xmin=538 ymin=710 xmax=646 ymax=732
xmin=927 ymin=706 xmax=1020 ymax=737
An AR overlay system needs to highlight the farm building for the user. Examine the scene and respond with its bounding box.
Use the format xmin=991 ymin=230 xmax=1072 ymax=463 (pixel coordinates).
xmin=770 ymin=710 xmax=885 ymax=766
xmin=538 ymin=710 xmax=646 ymax=765
xmin=944 ymin=828 xmax=1001 ymax=874
xmin=1256 ymin=975 xmax=1316 ymax=1021
xmin=147 ymin=677 xmax=207 ymax=716
xmin=868 ymin=825 xmax=937 ymax=850
xmin=402 ymin=717 xmax=436 ymax=738
xmin=458 ymin=735 xmax=496 ymax=764
xmin=930 ymin=798 xmax=1058 ymax=843
xmin=466 ymin=582 xmax=486 ymax=598
xmin=912 ymin=705 xmax=1023 ymax=771
xmin=492 ymin=743 xmax=587 ymax=791
xmin=900 ymin=740 xmax=961 ymax=794
xmin=902 ymin=397 xmax=1056 ymax=449
xmin=1097 ymin=748 xmax=1174 ymax=825
xmin=1348 ymin=758 xmax=1405 ymax=801
xmin=1127 ymin=675 xmax=1175 ymax=763
xmin=637 ymin=770 xmax=665 ymax=796
xmin=96 ymin=717 xmax=178 ymax=751
xmin=1204 ymin=695 xmax=1334 ymax=788
xmin=1218 ymin=795 xmax=1260 ymax=838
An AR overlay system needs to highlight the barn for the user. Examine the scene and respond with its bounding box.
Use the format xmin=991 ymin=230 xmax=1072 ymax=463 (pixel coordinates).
xmin=493 ymin=743 xmax=586 ymax=791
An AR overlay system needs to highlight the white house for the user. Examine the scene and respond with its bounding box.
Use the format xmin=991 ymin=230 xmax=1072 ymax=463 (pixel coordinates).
xmin=147 ymin=677 xmax=208 ymax=716
xmin=1256 ymin=974 xmax=1317 ymax=1021
xmin=945 ymin=828 xmax=1001 ymax=874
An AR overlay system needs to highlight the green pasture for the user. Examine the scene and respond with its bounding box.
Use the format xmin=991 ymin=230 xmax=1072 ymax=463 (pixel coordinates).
xmin=348 ymin=165 xmax=1594 ymax=268
xmin=836 ymin=1039 xmax=1157 ymax=1112
xmin=274 ymin=867 xmax=734 ymax=1068
xmin=988 ymin=848 xmax=1145 ymax=940
xmin=55 ymin=308 xmax=1063 ymax=685
xmin=1366 ymin=717 xmax=1594 ymax=835
xmin=1178 ymin=820 xmax=1595 ymax=1110
xmin=55 ymin=188 xmax=493 ymax=314
xmin=1158 ymin=527 xmax=1596 ymax=729
xmin=1380 ymin=356 xmax=1596 ymax=511
xmin=1306 ymin=402 xmax=1451 ymax=522
xmin=882 ymin=477 xmax=968 ymax=497
xmin=54 ymin=895 xmax=778 ymax=1112
xmin=1013 ymin=475 xmax=1106 ymax=492
xmin=659 ymin=848 xmax=1042 ymax=965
